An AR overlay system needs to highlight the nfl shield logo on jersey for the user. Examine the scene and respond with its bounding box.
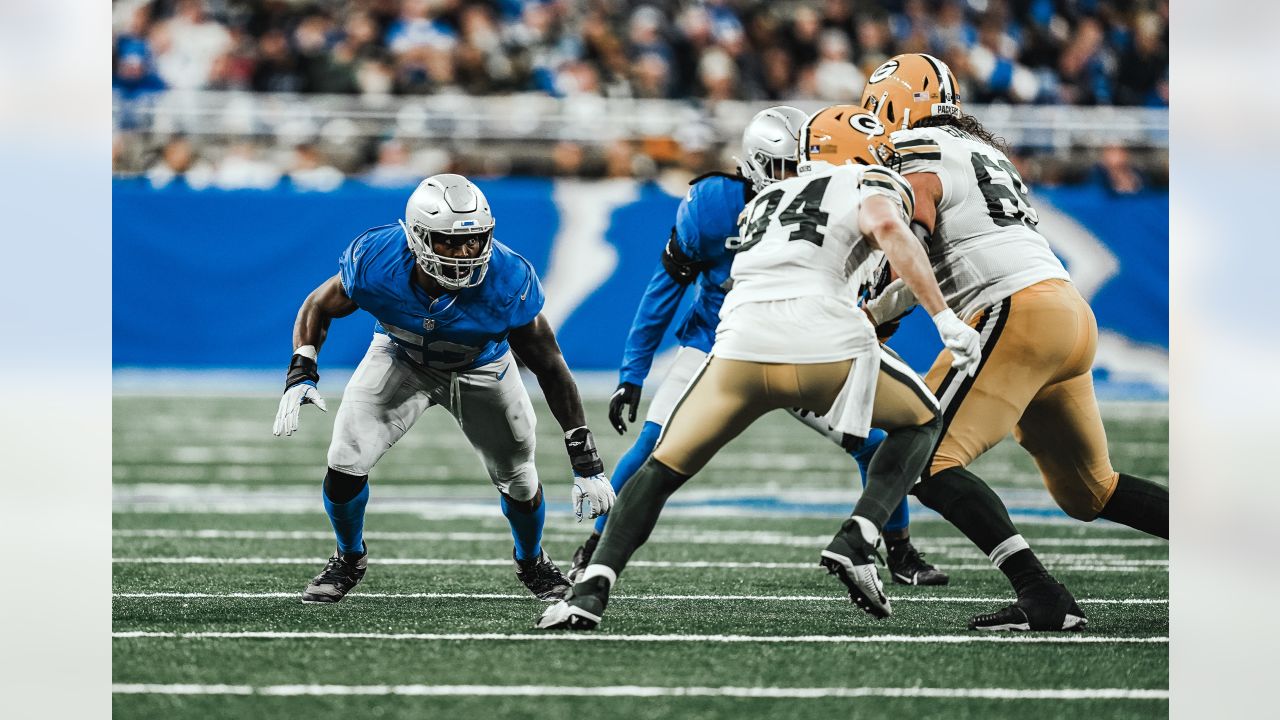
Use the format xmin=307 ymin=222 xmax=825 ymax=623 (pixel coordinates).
xmin=423 ymin=318 xmax=436 ymax=331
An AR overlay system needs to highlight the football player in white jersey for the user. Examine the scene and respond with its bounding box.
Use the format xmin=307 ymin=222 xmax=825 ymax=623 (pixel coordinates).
xmin=537 ymin=107 xmax=983 ymax=631
xmin=859 ymin=53 xmax=1168 ymax=631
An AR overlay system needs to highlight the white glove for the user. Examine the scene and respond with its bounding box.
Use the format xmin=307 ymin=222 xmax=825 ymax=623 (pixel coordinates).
xmin=932 ymin=308 xmax=982 ymax=377
xmin=572 ymin=473 xmax=615 ymax=522
xmin=272 ymin=382 xmax=328 ymax=436
xmin=863 ymin=277 xmax=918 ymax=326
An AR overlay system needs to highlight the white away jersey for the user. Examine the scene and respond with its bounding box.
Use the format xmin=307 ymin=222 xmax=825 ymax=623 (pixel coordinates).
xmin=892 ymin=125 xmax=1070 ymax=320
xmin=722 ymin=162 xmax=912 ymax=316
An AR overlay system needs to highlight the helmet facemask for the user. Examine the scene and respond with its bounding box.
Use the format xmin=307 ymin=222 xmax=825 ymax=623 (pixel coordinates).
xmin=400 ymin=219 xmax=494 ymax=291
xmin=743 ymin=151 xmax=798 ymax=191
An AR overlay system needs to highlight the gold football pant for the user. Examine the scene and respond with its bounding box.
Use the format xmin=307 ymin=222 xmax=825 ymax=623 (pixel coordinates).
xmin=924 ymin=279 xmax=1119 ymax=520
xmin=653 ymin=351 xmax=937 ymax=477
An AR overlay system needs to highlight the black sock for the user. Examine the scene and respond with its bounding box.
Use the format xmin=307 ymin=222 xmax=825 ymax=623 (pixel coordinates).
xmin=853 ymin=416 xmax=940 ymax=529
xmin=323 ymin=468 xmax=368 ymax=504
xmin=582 ymin=531 xmax=601 ymax=555
xmin=912 ymin=467 xmax=1017 ymax=555
xmin=591 ymin=458 xmax=690 ymax=575
xmin=884 ymin=528 xmax=911 ymax=552
xmin=1098 ymin=473 xmax=1168 ymax=539
xmin=912 ymin=466 xmax=1052 ymax=592
xmin=1000 ymin=548 xmax=1053 ymax=594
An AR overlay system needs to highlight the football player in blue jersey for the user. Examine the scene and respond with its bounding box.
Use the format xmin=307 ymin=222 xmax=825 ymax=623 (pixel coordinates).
xmin=273 ymin=174 xmax=615 ymax=603
xmin=565 ymin=107 xmax=947 ymax=587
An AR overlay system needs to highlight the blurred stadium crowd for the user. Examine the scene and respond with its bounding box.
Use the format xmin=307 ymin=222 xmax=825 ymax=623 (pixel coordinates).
xmin=112 ymin=0 xmax=1168 ymax=189
xmin=114 ymin=0 xmax=1168 ymax=105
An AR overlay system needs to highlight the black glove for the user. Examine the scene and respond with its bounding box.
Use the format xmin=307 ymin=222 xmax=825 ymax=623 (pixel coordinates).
xmin=285 ymin=353 xmax=320 ymax=391
xmin=564 ymin=426 xmax=605 ymax=477
xmin=876 ymin=318 xmax=903 ymax=342
xmin=608 ymin=382 xmax=642 ymax=434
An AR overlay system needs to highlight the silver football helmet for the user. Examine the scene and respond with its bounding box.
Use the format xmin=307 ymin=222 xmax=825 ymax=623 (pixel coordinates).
xmin=737 ymin=105 xmax=809 ymax=192
xmin=399 ymin=174 xmax=496 ymax=291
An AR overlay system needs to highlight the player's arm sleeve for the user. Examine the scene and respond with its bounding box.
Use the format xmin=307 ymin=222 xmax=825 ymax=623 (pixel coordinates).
xmin=890 ymin=129 xmax=955 ymax=206
xmin=618 ymin=228 xmax=692 ymax=386
xmin=860 ymin=165 xmax=917 ymax=224
xmin=510 ymin=259 xmax=547 ymax=329
xmin=337 ymin=235 xmax=367 ymax=305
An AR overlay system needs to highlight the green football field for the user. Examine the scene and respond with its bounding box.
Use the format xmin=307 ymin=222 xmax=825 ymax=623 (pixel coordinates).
xmin=112 ymin=394 xmax=1168 ymax=719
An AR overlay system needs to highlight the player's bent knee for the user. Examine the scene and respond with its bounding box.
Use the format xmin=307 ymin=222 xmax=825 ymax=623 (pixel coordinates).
xmin=326 ymin=442 xmax=377 ymax=477
xmin=492 ymin=462 xmax=539 ymax=502
xmin=927 ymin=453 xmax=961 ymax=479
xmin=1045 ymin=477 xmax=1113 ymax=521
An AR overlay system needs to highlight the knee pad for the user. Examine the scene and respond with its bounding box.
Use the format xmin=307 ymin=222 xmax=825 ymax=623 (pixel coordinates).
xmin=323 ymin=468 xmax=369 ymax=504
xmin=1045 ymin=472 xmax=1116 ymax=521
xmin=493 ymin=462 xmax=539 ymax=503
xmin=501 ymin=485 xmax=543 ymax=514
xmin=327 ymin=440 xmax=375 ymax=477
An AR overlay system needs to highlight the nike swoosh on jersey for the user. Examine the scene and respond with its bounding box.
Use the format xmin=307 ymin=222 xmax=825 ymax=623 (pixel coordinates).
xmin=496 ymin=364 xmax=509 ymax=382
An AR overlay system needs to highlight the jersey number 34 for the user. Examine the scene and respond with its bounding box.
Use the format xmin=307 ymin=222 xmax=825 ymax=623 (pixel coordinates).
xmin=734 ymin=176 xmax=832 ymax=252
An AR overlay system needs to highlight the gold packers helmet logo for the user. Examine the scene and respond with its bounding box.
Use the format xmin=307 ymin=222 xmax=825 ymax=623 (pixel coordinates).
xmin=861 ymin=53 xmax=962 ymax=131
xmin=802 ymin=105 xmax=899 ymax=169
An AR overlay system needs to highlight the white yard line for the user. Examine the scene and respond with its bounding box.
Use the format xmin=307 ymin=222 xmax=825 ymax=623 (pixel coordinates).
xmin=111 ymin=556 xmax=1166 ymax=572
xmin=111 ymin=683 xmax=1169 ymax=700
xmin=111 ymin=483 xmax=1095 ymax=523
xmin=112 ymin=591 xmax=1168 ymax=605
xmin=111 ymin=528 xmax=1167 ymax=548
xmin=112 ymin=630 xmax=1168 ymax=645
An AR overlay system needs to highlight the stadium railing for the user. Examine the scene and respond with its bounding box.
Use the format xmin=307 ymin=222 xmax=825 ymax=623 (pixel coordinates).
xmin=114 ymin=91 xmax=1169 ymax=151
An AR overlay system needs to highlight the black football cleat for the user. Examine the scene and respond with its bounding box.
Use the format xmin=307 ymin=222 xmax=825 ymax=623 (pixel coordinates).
xmin=567 ymin=532 xmax=601 ymax=584
xmin=536 ymin=575 xmax=611 ymax=630
xmin=819 ymin=517 xmax=891 ymax=619
xmin=887 ymin=541 xmax=950 ymax=586
xmin=968 ymin=581 xmax=1088 ymax=631
xmin=301 ymin=545 xmax=368 ymax=604
xmin=515 ymin=549 xmax=572 ymax=601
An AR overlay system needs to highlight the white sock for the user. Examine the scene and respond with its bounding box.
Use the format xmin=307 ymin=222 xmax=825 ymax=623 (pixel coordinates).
xmin=579 ymin=564 xmax=617 ymax=588
xmin=851 ymin=515 xmax=880 ymax=545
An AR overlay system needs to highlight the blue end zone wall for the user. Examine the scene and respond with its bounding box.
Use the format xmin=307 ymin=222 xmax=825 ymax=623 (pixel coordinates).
xmin=113 ymin=179 xmax=1167 ymax=395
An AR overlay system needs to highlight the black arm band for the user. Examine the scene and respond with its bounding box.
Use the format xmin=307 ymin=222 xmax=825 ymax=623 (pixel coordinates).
xmin=286 ymin=353 xmax=320 ymax=391
xmin=565 ymin=427 xmax=605 ymax=476
xmin=660 ymin=229 xmax=706 ymax=286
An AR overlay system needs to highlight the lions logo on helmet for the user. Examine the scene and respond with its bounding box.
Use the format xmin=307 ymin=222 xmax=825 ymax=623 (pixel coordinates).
xmin=801 ymin=106 xmax=900 ymax=170
xmin=860 ymin=53 xmax=962 ymax=131
xmin=399 ymin=174 xmax=496 ymax=291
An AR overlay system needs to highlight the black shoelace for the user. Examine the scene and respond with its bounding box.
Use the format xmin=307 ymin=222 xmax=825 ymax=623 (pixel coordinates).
xmin=315 ymin=556 xmax=359 ymax=585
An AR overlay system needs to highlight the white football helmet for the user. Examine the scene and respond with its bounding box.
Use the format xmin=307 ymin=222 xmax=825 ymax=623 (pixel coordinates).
xmin=399 ymin=174 xmax=496 ymax=290
xmin=737 ymin=105 xmax=809 ymax=192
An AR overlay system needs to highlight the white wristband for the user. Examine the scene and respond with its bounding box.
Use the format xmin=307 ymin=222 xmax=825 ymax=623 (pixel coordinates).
xmin=294 ymin=344 xmax=318 ymax=360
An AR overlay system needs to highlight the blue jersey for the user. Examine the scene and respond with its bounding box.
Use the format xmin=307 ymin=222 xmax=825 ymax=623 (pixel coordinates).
xmin=618 ymin=173 xmax=749 ymax=386
xmin=338 ymin=224 xmax=545 ymax=371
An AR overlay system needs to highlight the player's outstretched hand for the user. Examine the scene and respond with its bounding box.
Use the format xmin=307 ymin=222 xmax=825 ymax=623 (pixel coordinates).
xmin=608 ymin=382 xmax=642 ymax=434
xmin=572 ymin=473 xmax=615 ymax=521
xmin=273 ymin=382 xmax=328 ymax=436
xmin=932 ymin=308 xmax=982 ymax=377
xmin=565 ymin=426 xmax=612 ymax=520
